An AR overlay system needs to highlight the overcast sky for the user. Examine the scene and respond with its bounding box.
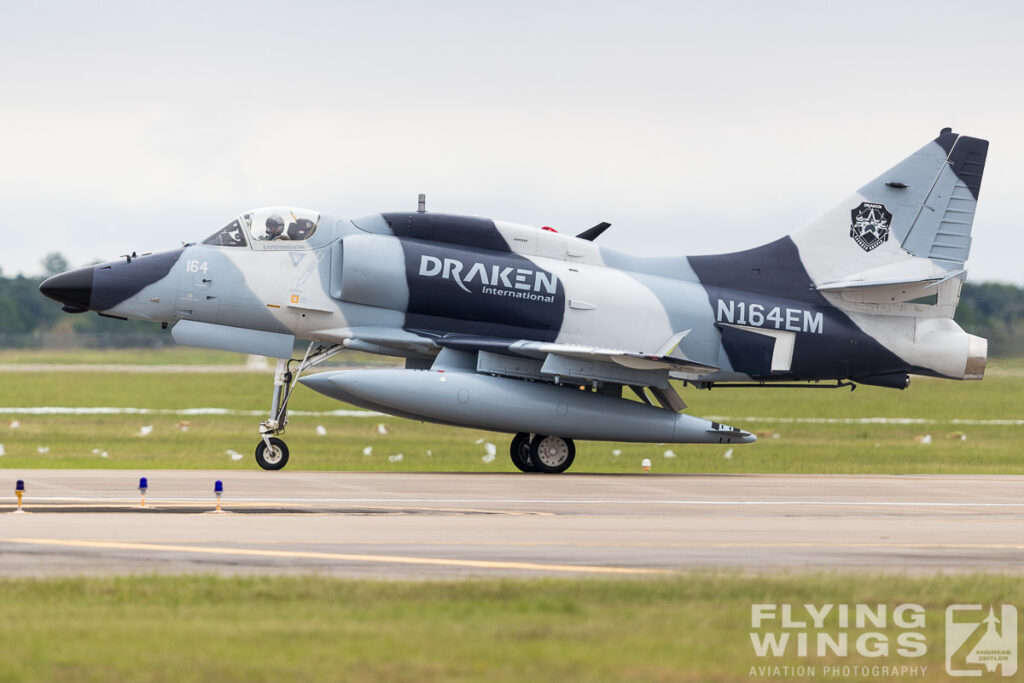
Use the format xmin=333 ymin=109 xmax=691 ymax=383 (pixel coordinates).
xmin=2 ymin=0 xmax=1021 ymax=284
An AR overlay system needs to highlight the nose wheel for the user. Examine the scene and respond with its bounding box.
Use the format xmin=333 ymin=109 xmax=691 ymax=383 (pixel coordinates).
xmin=508 ymin=433 xmax=575 ymax=473
xmin=255 ymin=437 xmax=289 ymax=470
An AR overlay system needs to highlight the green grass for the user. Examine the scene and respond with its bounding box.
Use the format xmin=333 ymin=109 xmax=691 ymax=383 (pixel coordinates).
xmin=0 ymin=346 xmax=396 ymax=366
xmin=0 ymin=347 xmax=246 ymax=365
xmin=0 ymin=361 xmax=1020 ymax=472
xmin=1 ymin=573 xmax=1020 ymax=682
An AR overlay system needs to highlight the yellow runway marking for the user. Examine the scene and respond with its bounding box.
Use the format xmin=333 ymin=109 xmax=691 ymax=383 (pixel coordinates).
xmin=0 ymin=538 xmax=671 ymax=575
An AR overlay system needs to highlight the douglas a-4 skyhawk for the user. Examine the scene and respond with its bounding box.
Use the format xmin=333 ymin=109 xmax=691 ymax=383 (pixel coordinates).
xmin=41 ymin=129 xmax=988 ymax=472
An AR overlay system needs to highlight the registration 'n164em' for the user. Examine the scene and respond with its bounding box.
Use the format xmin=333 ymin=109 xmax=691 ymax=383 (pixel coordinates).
xmin=717 ymin=299 xmax=824 ymax=334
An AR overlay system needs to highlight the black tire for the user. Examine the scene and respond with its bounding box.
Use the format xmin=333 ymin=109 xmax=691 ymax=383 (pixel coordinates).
xmin=509 ymin=432 xmax=536 ymax=472
xmin=255 ymin=437 xmax=289 ymax=470
xmin=529 ymin=435 xmax=576 ymax=474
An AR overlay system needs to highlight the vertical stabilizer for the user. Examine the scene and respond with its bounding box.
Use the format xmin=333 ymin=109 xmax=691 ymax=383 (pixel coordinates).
xmin=789 ymin=129 xmax=988 ymax=289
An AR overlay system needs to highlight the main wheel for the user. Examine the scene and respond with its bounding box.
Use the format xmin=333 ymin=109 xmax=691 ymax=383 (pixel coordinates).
xmin=255 ymin=437 xmax=289 ymax=470
xmin=529 ymin=435 xmax=576 ymax=474
xmin=509 ymin=432 xmax=537 ymax=472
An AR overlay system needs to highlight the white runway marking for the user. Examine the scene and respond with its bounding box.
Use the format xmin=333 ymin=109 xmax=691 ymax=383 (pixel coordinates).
xmin=2 ymin=407 xmax=1019 ymax=425
xmin=14 ymin=495 xmax=1024 ymax=508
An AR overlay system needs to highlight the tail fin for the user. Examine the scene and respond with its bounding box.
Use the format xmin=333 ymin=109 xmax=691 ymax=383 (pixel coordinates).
xmin=791 ymin=129 xmax=989 ymax=291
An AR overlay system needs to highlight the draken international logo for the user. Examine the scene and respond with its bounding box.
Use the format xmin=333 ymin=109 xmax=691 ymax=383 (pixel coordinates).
xmin=418 ymin=254 xmax=558 ymax=303
xmin=946 ymin=605 xmax=1017 ymax=677
xmin=850 ymin=202 xmax=892 ymax=252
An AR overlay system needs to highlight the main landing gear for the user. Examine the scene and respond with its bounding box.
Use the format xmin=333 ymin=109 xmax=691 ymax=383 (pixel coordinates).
xmin=256 ymin=342 xmax=343 ymax=471
xmin=509 ymin=432 xmax=576 ymax=474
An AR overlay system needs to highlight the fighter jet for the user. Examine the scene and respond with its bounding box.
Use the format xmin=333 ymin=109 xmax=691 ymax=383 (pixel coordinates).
xmin=40 ymin=129 xmax=988 ymax=472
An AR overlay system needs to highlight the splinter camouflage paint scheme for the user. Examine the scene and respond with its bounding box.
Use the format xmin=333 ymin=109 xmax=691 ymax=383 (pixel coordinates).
xmin=41 ymin=129 xmax=988 ymax=473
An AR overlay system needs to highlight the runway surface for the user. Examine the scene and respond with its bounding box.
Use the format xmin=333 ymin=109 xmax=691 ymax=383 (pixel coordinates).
xmin=2 ymin=470 xmax=1022 ymax=578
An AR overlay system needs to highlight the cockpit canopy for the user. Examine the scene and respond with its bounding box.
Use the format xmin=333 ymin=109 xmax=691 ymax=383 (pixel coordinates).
xmin=203 ymin=207 xmax=321 ymax=247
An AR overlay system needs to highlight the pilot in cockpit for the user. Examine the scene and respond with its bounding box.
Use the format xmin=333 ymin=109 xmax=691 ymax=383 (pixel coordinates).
xmin=265 ymin=214 xmax=289 ymax=240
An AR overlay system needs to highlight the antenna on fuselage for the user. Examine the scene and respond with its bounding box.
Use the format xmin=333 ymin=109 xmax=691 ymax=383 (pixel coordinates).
xmin=417 ymin=193 xmax=426 ymax=213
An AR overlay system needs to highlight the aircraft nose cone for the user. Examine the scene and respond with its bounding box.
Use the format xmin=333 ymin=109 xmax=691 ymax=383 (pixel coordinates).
xmin=39 ymin=267 xmax=94 ymax=313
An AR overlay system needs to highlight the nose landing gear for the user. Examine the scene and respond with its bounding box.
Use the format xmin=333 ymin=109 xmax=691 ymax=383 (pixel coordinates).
xmin=255 ymin=342 xmax=343 ymax=471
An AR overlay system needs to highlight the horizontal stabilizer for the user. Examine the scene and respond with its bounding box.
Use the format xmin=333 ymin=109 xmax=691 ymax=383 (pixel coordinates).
xmin=816 ymin=264 xmax=965 ymax=292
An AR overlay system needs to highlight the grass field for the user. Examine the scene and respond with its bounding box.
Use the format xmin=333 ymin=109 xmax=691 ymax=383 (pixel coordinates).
xmin=0 ymin=346 xmax=396 ymax=367
xmin=0 ymin=346 xmax=247 ymax=365
xmin=2 ymin=353 xmax=1021 ymax=683
xmin=2 ymin=573 xmax=1020 ymax=682
xmin=0 ymin=357 xmax=1021 ymax=473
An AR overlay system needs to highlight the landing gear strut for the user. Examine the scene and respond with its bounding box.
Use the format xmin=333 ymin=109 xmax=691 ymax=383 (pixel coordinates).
xmin=255 ymin=342 xmax=343 ymax=470
xmin=508 ymin=433 xmax=576 ymax=474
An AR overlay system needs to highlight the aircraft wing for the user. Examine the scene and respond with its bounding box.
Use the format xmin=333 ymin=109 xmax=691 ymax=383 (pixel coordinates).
xmin=431 ymin=331 xmax=718 ymax=377
xmin=507 ymin=340 xmax=718 ymax=375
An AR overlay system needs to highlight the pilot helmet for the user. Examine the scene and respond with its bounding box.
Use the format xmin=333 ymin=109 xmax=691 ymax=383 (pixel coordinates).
xmin=265 ymin=214 xmax=285 ymax=238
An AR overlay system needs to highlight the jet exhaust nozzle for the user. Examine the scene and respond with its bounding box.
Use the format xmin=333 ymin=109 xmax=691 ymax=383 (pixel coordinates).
xmin=910 ymin=319 xmax=988 ymax=381
xmin=964 ymin=334 xmax=987 ymax=380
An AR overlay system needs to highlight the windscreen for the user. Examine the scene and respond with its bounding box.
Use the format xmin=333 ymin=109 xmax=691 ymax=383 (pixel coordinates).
xmin=202 ymin=218 xmax=248 ymax=247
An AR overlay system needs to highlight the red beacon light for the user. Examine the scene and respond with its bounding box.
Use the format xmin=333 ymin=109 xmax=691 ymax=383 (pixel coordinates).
xmin=541 ymin=226 xmax=558 ymax=233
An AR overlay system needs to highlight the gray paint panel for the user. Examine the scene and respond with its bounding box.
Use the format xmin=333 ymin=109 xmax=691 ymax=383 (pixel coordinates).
xmin=599 ymin=247 xmax=729 ymax=371
xmin=172 ymin=320 xmax=295 ymax=358
xmin=855 ymin=142 xmax=947 ymax=245
xmin=336 ymin=234 xmax=410 ymax=311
